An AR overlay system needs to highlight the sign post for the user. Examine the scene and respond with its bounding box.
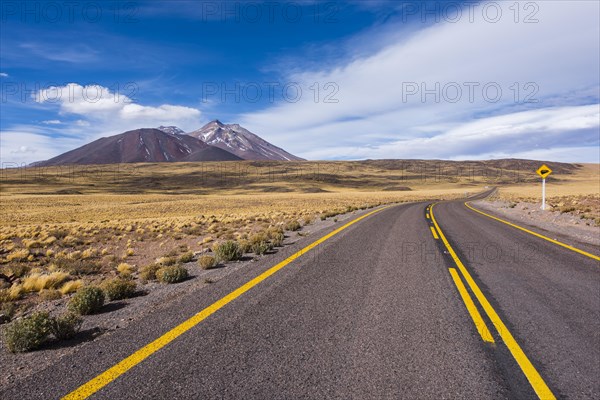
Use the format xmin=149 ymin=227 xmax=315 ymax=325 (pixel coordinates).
xmin=536 ymin=164 xmax=553 ymax=210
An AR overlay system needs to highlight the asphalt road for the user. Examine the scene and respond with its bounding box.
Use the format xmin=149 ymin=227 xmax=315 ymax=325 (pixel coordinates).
xmin=2 ymin=198 xmax=598 ymax=399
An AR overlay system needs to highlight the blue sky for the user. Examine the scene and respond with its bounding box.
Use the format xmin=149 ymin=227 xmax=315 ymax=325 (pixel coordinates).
xmin=1 ymin=0 xmax=599 ymax=164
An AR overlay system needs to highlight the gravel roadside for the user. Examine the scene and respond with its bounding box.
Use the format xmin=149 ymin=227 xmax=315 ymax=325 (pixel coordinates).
xmin=472 ymin=200 xmax=600 ymax=247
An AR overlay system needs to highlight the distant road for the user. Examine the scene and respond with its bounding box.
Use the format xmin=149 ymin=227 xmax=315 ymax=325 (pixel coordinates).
xmin=2 ymin=195 xmax=598 ymax=399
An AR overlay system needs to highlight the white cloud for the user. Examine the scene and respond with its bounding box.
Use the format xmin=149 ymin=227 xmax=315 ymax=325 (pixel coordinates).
xmin=34 ymin=83 xmax=202 ymax=130
xmin=301 ymin=105 xmax=599 ymax=160
xmin=0 ymin=130 xmax=81 ymax=166
xmin=42 ymin=120 xmax=62 ymax=125
xmin=0 ymin=72 xmax=8 ymax=77
xmin=240 ymin=0 xmax=600 ymax=162
xmin=10 ymin=146 xmax=36 ymax=154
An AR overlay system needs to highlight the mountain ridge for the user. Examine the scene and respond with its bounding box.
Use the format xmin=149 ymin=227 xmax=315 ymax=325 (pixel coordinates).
xmin=36 ymin=128 xmax=242 ymax=166
xmin=34 ymin=121 xmax=302 ymax=166
xmin=187 ymin=120 xmax=304 ymax=161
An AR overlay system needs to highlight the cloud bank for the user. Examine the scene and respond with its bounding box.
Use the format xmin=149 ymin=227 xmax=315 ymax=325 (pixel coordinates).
xmin=240 ymin=0 xmax=600 ymax=162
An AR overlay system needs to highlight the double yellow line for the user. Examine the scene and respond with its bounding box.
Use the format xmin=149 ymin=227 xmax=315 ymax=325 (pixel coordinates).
xmin=430 ymin=204 xmax=556 ymax=400
xmin=465 ymin=202 xmax=600 ymax=261
xmin=62 ymin=206 xmax=389 ymax=399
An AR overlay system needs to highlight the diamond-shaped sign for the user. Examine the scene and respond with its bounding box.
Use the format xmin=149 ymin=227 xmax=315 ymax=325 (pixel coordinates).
xmin=536 ymin=164 xmax=552 ymax=179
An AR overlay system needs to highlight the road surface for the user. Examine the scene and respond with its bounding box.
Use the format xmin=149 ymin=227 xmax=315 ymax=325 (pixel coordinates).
xmin=2 ymin=195 xmax=598 ymax=399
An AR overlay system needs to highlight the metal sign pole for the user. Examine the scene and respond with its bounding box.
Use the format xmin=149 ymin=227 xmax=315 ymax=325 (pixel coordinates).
xmin=542 ymin=178 xmax=546 ymax=210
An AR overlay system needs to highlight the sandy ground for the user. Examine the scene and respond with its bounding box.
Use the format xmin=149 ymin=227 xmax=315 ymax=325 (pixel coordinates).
xmin=473 ymin=200 xmax=600 ymax=247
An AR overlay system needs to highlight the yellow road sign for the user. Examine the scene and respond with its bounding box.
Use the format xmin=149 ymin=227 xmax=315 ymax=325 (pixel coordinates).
xmin=536 ymin=164 xmax=552 ymax=179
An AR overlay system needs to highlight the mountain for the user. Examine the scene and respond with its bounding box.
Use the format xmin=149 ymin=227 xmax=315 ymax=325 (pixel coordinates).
xmin=187 ymin=120 xmax=304 ymax=161
xmin=157 ymin=126 xmax=186 ymax=135
xmin=37 ymin=128 xmax=242 ymax=166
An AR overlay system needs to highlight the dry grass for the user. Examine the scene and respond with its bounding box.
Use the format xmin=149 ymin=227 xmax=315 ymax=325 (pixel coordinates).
xmin=496 ymin=164 xmax=600 ymax=221
xmin=0 ymin=159 xmax=595 ymax=307
xmin=22 ymin=272 xmax=70 ymax=293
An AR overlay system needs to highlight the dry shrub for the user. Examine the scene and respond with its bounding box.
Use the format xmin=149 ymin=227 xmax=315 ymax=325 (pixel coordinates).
xmin=156 ymin=265 xmax=188 ymax=283
xmin=7 ymin=249 xmax=30 ymax=262
xmin=22 ymin=272 xmax=71 ymax=293
xmin=198 ymin=255 xmax=217 ymax=270
xmin=101 ymin=278 xmax=136 ymax=301
xmin=60 ymin=280 xmax=82 ymax=295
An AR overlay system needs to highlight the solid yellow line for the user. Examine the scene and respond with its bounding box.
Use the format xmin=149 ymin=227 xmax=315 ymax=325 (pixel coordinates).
xmin=62 ymin=206 xmax=390 ymax=400
xmin=431 ymin=204 xmax=555 ymax=400
xmin=448 ymin=268 xmax=494 ymax=343
xmin=429 ymin=226 xmax=439 ymax=240
xmin=465 ymin=202 xmax=600 ymax=261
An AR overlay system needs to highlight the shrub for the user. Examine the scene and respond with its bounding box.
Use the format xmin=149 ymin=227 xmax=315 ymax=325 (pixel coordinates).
xmin=178 ymin=251 xmax=194 ymax=263
xmin=251 ymin=241 xmax=273 ymax=255
xmin=101 ymin=278 xmax=136 ymax=301
xmin=68 ymin=286 xmax=105 ymax=315
xmin=285 ymin=220 xmax=301 ymax=231
xmin=212 ymin=241 xmax=242 ymax=262
xmin=39 ymin=289 xmax=62 ymax=301
xmin=156 ymin=256 xmax=178 ymax=266
xmin=54 ymin=258 xmax=101 ymax=275
xmin=48 ymin=312 xmax=82 ymax=340
xmin=3 ymin=312 xmax=51 ymax=352
xmin=0 ymin=302 xmax=17 ymax=323
xmin=237 ymin=239 xmax=252 ymax=254
xmin=250 ymin=232 xmax=269 ymax=246
xmin=117 ymin=263 xmax=133 ymax=277
xmin=140 ymin=264 xmax=161 ymax=281
xmin=270 ymin=232 xmax=285 ymax=247
xmin=198 ymin=255 xmax=217 ymax=270
xmin=156 ymin=265 xmax=188 ymax=283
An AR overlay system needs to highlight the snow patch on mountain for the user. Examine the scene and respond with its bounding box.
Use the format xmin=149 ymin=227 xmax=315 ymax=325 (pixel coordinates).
xmin=187 ymin=120 xmax=303 ymax=161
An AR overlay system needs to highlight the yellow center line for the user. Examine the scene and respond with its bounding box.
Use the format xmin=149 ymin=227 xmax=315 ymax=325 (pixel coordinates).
xmin=430 ymin=204 xmax=556 ymax=400
xmin=62 ymin=206 xmax=391 ymax=400
xmin=465 ymin=202 xmax=600 ymax=262
xmin=429 ymin=226 xmax=439 ymax=240
xmin=448 ymin=268 xmax=494 ymax=343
